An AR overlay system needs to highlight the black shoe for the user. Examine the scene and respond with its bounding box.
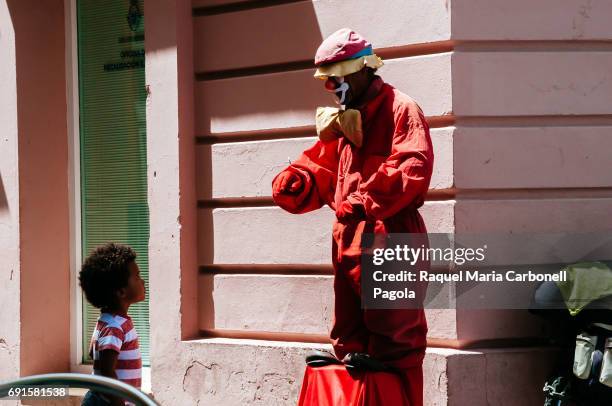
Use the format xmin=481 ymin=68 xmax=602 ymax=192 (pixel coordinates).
xmin=342 ymin=353 xmax=392 ymax=372
xmin=305 ymin=350 xmax=343 ymax=367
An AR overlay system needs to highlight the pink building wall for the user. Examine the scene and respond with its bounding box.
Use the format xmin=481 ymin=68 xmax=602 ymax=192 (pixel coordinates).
xmin=9 ymin=0 xmax=71 ymax=377
xmin=171 ymin=0 xmax=611 ymax=404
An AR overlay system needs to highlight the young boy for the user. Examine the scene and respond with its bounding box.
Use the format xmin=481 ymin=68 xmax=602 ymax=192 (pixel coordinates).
xmin=79 ymin=243 xmax=146 ymax=406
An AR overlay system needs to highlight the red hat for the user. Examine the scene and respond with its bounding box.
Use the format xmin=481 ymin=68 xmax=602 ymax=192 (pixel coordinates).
xmin=314 ymin=28 xmax=372 ymax=66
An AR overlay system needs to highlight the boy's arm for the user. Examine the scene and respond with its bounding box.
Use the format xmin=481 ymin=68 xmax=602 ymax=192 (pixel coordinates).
xmin=98 ymin=349 xmax=125 ymax=406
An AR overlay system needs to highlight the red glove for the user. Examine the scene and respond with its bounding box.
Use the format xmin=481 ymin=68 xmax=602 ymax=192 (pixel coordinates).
xmin=272 ymin=170 xmax=303 ymax=195
xmin=336 ymin=200 xmax=365 ymax=221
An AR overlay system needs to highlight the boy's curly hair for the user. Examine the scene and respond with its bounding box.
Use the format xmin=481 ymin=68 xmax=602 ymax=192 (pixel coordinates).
xmin=79 ymin=243 xmax=136 ymax=309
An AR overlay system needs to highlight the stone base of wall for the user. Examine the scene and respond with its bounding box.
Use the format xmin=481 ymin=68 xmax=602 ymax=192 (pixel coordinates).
xmin=153 ymin=339 xmax=557 ymax=406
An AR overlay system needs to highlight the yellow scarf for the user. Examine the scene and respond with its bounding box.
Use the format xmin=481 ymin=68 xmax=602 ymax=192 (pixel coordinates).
xmin=315 ymin=107 xmax=363 ymax=148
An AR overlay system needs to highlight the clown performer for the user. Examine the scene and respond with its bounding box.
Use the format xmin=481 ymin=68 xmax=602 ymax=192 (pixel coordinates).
xmin=272 ymin=28 xmax=433 ymax=405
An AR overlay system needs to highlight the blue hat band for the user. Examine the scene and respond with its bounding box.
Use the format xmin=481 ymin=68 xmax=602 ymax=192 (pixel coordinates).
xmin=347 ymin=45 xmax=373 ymax=60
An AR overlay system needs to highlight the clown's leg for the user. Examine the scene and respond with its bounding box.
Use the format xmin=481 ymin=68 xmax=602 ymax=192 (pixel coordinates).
xmin=362 ymin=308 xmax=426 ymax=406
xmin=364 ymin=308 xmax=427 ymax=367
xmin=329 ymin=241 xmax=368 ymax=360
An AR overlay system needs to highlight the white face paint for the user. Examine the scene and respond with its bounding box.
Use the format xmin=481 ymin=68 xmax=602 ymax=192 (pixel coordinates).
xmin=335 ymin=80 xmax=350 ymax=105
xmin=325 ymin=76 xmax=350 ymax=106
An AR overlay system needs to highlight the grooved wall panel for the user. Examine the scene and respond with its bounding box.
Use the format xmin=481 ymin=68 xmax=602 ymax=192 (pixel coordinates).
xmin=193 ymin=0 xmax=451 ymax=72
xmin=202 ymin=273 xmax=549 ymax=342
xmin=198 ymin=127 xmax=453 ymax=199
xmin=455 ymin=126 xmax=612 ymax=189
xmin=453 ymin=52 xmax=612 ymax=116
xmin=455 ymin=198 xmax=612 ymax=233
xmin=210 ymin=274 xmax=334 ymax=334
xmin=198 ymin=202 xmax=455 ymax=265
xmin=195 ymin=54 xmax=452 ymax=135
xmin=452 ymin=0 xmax=612 ymax=40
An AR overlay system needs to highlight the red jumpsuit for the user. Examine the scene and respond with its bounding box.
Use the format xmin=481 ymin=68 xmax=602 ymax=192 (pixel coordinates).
xmin=273 ymin=78 xmax=433 ymax=405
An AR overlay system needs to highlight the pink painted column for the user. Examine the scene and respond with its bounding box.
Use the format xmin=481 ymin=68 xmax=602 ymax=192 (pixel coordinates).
xmin=146 ymin=0 xmax=199 ymax=403
xmin=7 ymin=0 xmax=71 ymax=375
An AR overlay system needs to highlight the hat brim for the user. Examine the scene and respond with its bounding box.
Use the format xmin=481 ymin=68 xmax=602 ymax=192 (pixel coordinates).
xmin=314 ymin=54 xmax=384 ymax=79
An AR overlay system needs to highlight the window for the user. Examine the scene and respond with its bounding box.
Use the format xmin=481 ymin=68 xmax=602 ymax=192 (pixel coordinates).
xmin=77 ymin=0 xmax=149 ymax=365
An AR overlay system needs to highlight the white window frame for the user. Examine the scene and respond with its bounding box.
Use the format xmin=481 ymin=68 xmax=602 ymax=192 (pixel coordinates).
xmin=65 ymin=0 xmax=89 ymax=374
xmin=64 ymin=1 xmax=151 ymax=390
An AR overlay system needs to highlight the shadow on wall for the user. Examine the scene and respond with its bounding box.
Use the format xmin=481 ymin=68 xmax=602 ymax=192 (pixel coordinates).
xmin=194 ymin=1 xmax=326 ymax=135
xmin=0 ymin=175 xmax=7 ymax=212
xmin=194 ymin=1 xmax=325 ymax=330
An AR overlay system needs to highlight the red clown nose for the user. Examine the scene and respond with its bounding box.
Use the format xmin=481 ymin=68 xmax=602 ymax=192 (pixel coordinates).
xmin=324 ymin=78 xmax=337 ymax=91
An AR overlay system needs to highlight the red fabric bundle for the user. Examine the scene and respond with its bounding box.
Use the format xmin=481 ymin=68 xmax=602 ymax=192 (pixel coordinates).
xmin=297 ymin=365 xmax=422 ymax=406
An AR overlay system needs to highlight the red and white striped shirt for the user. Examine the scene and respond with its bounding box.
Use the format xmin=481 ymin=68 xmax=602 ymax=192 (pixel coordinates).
xmin=91 ymin=313 xmax=142 ymax=389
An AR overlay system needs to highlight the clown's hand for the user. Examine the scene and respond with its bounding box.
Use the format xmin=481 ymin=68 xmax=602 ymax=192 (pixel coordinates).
xmin=273 ymin=170 xmax=303 ymax=195
xmin=336 ymin=200 xmax=365 ymax=221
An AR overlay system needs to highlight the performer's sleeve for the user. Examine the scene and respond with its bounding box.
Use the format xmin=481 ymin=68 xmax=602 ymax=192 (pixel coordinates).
xmin=272 ymin=138 xmax=340 ymax=214
xmin=347 ymin=104 xmax=433 ymax=220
